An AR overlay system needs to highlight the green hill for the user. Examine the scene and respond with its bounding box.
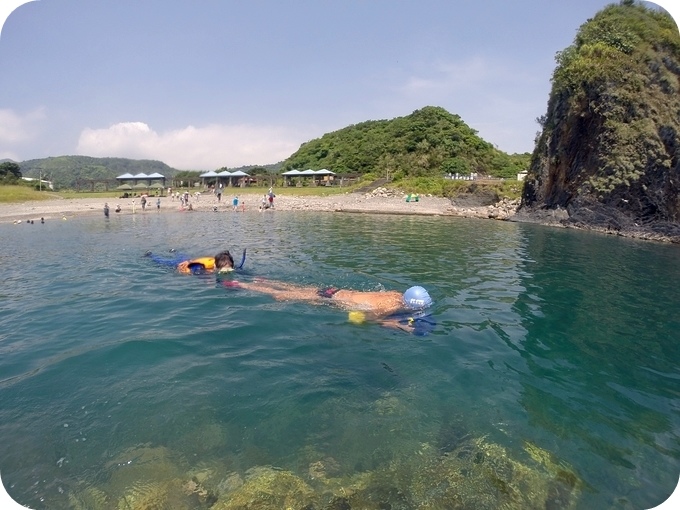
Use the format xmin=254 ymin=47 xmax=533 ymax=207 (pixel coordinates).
xmin=520 ymin=1 xmax=680 ymax=240
xmin=19 ymin=156 xmax=179 ymax=190
xmin=283 ymin=106 xmax=530 ymax=179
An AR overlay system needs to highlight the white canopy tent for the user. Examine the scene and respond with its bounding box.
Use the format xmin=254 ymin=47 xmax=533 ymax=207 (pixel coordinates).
xmin=282 ymin=168 xmax=336 ymax=186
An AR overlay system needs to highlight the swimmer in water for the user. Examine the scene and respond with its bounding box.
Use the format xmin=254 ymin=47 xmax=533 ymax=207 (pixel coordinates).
xmin=145 ymin=250 xmax=234 ymax=274
xmin=226 ymin=279 xmax=434 ymax=334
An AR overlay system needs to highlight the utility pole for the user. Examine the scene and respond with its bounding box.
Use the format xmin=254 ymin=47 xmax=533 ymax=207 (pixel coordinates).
xmin=39 ymin=170 xmax=42 ymax=192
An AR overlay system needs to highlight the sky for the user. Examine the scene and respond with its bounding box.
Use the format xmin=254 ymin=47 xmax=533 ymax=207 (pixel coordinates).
xmin=0 ymin=0 xmax=678 ymax=171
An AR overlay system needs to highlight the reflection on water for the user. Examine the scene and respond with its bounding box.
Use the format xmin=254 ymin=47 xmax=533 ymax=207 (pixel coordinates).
xmin=0 ymin=211 xmax=678 ymax=509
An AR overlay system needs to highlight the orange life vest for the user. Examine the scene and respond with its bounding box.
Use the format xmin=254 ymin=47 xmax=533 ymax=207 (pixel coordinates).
xmin=176 ymin=257 xmax=216 ymax=274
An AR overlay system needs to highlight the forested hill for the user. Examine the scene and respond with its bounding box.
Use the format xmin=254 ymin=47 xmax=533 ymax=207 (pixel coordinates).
xmin=282 ymin=106 xmax=530 ymax=179
xmin=19 ymin=156 xmax=179 ymax=190
xmin=520 ymin=1 xmax=680 ymax=240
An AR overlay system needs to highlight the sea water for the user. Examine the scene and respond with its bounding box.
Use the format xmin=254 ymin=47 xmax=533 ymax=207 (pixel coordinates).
xmin=0 ymin=210 xmax=678 ymax=509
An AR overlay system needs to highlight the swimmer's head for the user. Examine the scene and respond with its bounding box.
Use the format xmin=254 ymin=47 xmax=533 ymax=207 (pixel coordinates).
xmin=403 ymin=286 xmax=432 ymax=310
xmin=215 ymin=250 xmax=234 ymax=271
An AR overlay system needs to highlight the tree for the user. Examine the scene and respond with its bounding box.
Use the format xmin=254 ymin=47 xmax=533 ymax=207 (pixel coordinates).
xmin=0 ymin=161 xmax=22 ymax=179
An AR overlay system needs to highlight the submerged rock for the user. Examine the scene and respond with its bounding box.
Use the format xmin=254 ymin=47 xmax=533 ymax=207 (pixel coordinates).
xmin=212 ymin=466 xmax=317 ymax=510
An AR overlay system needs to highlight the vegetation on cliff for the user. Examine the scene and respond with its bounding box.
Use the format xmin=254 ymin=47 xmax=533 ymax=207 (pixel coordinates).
xmin=283 ymin=106 xmax=530 ymax=180
xmin=522 ymin=1 xmax=680 ymax=236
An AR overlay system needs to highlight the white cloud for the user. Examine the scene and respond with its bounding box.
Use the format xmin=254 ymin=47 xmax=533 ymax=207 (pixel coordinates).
xmin=397 ymin=57 xmax=494 ymax=96
xmin=76 ymin=122 xmax=310 ymax=169
xmin=0 ymin=107 xmax=45 ymax=144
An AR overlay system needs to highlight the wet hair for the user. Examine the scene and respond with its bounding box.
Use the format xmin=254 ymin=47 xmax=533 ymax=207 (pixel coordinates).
xmin=214 ymin=250 xmax=234 ymax=269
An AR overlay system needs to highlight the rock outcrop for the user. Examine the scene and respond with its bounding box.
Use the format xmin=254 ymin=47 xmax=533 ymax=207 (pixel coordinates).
xmin=518 ymin=2 xmax=680 ymax=242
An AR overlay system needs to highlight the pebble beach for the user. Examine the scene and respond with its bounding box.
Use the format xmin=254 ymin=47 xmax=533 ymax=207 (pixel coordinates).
xmin=0 ymin=188 xmax=520 ymax=224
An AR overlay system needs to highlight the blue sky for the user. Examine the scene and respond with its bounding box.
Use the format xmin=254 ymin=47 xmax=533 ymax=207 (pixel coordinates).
xmin=0 ymin=0 xmax=678 ymax=170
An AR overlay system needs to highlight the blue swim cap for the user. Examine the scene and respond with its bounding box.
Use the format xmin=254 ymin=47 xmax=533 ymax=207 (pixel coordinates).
xmin=403 ymin=286 xmax=432 ymax=310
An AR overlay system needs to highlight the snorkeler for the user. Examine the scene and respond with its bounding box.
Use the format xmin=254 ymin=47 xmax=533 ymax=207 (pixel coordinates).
xmin=226 ymin=279 xmax=435 ymax=334
xmin=145 ymin=250 xmax=236 ymax=274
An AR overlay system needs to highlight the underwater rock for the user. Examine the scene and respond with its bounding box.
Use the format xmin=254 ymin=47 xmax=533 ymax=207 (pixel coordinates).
xmin=436 ymin=417 xmax=472 ymax=454
xmin=309 ymin=457 xmax=341 ymax=481
xmin=216 ymin=471 xmax=244 ymax=495
xmin=67 ymin=486 xmax=109 ymax=510
xmin=183 ymin=477 xmax=218 ymax=506
xmin=327 ymin=436 xmax=584 ymax=510
xmin=212 ymin=465 xmax=317 ymax=510
xmin=373 ymin=393 xmax=406 ymax=416
xmin=324 ymin=496 xmax=351 ymax=509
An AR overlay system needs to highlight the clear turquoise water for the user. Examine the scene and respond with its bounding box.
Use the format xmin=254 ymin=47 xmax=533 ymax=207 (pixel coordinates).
xmin=1 ymin=210 xmax=678 ymax=509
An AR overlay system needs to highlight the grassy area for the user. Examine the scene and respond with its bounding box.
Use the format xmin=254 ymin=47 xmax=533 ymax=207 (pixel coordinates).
xmin=0 ymin=185 xmax=61 ymax=203
xmin=0 ymin=183 xmax=358 ymax=203
xmin=2 ymin=178 xmax=523 ymax=203
xmin=395 ymin=177 xmax=524 ymax=200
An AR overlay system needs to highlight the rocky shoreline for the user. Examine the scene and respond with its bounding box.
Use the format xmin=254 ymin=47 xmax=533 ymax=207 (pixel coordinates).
xmin=2 ymin=188 xmax=678 ymax=244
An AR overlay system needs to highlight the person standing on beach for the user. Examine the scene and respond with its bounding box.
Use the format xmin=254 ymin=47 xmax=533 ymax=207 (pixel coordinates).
xmin=232 ymin=195 xmax=239 ymax=211
xmin=104 ymin=203 xmax=109 ymax=218
xmin=268 ymin=188 xmax=275 ymax=209
xmin=141 ymin=195 xmax=147 ymax=212
xmin=156 ymin=197 xmax=161 ymax=212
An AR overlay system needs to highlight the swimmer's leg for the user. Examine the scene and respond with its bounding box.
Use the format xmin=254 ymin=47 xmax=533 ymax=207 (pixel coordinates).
xmin=236 ymin=280 xmax=322 ymax=302
xmin=145 ymin=251 xmax=188 ymax=269
xmin=252 ymin=278 xmax=317 ymax=292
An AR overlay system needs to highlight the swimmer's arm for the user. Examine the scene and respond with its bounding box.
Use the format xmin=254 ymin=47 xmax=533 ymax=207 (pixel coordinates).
xmin=377 ymin=317 xmax=415 ymax=333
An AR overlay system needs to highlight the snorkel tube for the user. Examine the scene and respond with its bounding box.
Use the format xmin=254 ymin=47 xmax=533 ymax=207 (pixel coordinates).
xmin=237 ymin=248 xmax=246 ymax=270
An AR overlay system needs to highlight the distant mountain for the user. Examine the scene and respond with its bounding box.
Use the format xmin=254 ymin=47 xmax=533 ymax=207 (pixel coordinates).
xmin=282 ymin=106 xmax=530 ymax=179
xmin=221 ymin=162 xmax=284 ymax=174
xmin=19 ymin=156 xmax=180 ymax=190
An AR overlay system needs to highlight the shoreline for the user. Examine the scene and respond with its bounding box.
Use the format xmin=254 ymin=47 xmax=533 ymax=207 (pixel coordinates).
xmin=3 ymin=191 xmax=678 ymax=244
xmin=0 ymin=190 xmax=511 ymax=223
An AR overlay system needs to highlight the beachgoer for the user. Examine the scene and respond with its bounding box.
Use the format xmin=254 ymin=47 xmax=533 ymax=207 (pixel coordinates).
xmin=140 ymin=195 xmax=147 ymax=211
xmin=115 ymin=204 xmax=121 ymax=213
xmin=232 ymin=195 xmax=239 ymax=211
xmin=268 ymin=188 xmax=275 ymax=208
xmin=104 ymin=203 xmax=109 ymax=218
xmin=227 ymin=279 xmax=434 ymax=334
xmin=145 ymin=250 xmax=235 ymax=274
xmin=156 ymin=198 xmax=161 ymax=211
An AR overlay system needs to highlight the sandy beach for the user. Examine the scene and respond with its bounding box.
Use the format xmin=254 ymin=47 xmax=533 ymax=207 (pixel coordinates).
xmin=0 ymin=188 xmax=518 ymax=224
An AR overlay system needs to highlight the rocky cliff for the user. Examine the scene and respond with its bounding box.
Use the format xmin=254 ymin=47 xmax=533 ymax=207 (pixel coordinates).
xmin=518 ymin=1 xmax=680 ymax=242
